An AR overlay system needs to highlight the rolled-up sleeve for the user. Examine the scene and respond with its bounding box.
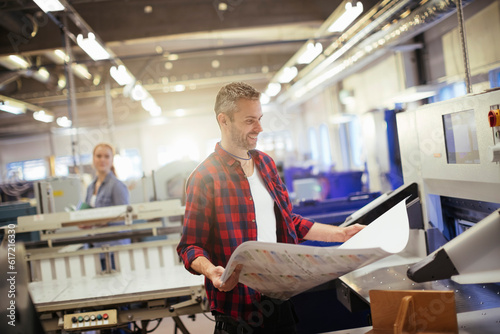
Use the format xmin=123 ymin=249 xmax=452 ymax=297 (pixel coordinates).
xmin=177 ymin=174 xmax=213 ymax=275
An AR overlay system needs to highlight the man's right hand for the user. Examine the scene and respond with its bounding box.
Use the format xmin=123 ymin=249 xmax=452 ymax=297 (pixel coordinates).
xmin=208 ymin=264 xmax=243 ymax=292
xmin=191 ymin=257 xmax=243 ymax=292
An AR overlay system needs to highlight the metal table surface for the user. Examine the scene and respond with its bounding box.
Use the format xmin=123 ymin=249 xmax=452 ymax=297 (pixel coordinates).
xmin=29 ymin=265 xmax=205 ymax=312
xmin=336 ymin=254 xmax=500 ymax=333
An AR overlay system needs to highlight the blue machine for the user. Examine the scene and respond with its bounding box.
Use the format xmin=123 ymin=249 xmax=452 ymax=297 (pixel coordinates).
xmin=293 ymin=191 xmax=382 ymax=247
xmin=284 ymin=166 xmax=365 ymax=200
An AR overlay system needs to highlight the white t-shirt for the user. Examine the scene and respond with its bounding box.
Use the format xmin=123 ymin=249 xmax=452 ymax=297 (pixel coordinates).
xmin=89 ymin=194 xmax=97 ymax=208
xmin=247 ymin=164 xmax=277 ymax=243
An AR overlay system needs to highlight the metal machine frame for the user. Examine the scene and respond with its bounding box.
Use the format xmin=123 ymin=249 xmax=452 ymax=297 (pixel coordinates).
xmin=12 ymin=199 xmax=208 ymax=334
xmin=335 ymin=90 xmax=500 ymax=333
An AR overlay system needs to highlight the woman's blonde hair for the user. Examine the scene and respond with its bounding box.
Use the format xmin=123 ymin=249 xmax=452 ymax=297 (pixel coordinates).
xmin=93 ymin=142 xmax=117 ymax=176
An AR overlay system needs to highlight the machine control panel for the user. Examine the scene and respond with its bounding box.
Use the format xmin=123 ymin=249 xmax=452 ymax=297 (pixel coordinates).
xmin=63 ymin=309 xmax=117 ymax=331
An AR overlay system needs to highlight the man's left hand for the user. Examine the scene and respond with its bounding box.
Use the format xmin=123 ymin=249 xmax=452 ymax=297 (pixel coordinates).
xmin=342 ymin=223 xmax=365 ymax=242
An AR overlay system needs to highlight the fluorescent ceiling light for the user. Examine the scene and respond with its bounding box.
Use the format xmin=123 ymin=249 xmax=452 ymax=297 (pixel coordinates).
xmin=0 ymin=55 xmax=29 ymax=70
xmin=328 ymin=1 xmax=363 ymax=33
xmin=110 ymin=65 xmax=134 ymax=86
xmin=9 ymin=55 xmax=29 ymax=68
xmin=265 ymin=83 xmax=281 ymax=97
xmin=131 ymin=84 xmax=148 ymax=101
xmin=54 ymin=49 xmax=69 ymax=62
xmin=0 ymin=100 xmax=26 ymax=115
xmin=260 ymin=93 xmax=271 ymax=105
xmin=77 ymin=32 xmax=111 ymax=61
xmin=32 ymin=67 xmax=50 ymax=83
xmin=72 ymin=64 xmax=92 ymax=80
xmin=277 ymin=66 xmax=298 ymax=84
xmin=56 ymin=116 xmax=72 ymax=128
xmin=142 ymin=97 xmax=162 ymax=117
xmin=174 ymin=84 xmax=186 ymax=92
xmin=175 ymin=109 xmax=185 ymax=117
xmin=149 ymin=105 xmax=162 ymax=117
xmin=57 ymin=74 xmax=66 ymax=89
xmin=33 ymin=110 xmax=54 ymax=123
xmin=297 ymin=42 xmax=323 ymax=64
xmin=33 ymin=0 xmax=65 ymax=13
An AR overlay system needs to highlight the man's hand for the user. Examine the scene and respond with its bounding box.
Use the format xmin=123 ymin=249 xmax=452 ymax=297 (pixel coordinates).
xmin=208 ymin=264 xmax=243 ymax=292
xmin=304 ymin=222 xmax=366 ymax=243
xmin=341 ymin=223 xmax=365 ymax=242
xmin=191 ymin=257 xmax=243 ymax=292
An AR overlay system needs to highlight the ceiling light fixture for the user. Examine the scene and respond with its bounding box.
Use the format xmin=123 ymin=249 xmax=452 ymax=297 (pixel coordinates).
xmin=9 ymin=55 xmax=29 ymax=68
xmin=0 ymin=55 xmax=29 ymax=70
xmin=174 ymin=84 xmax=186 ymax=92
xmin=141 ymin=97 xmax=162 ymax=117
xmin=72 ymin=64 xmax=92 ymax=80
xmin=56 ymin=116 xmax=72 ymax=127
xmin=327 ymin=1 xmax=363 ymax=33
xmin=77 ymin=32 xmax=111 ymax=61
xmin=57 ymin=75 xmax=66 ymax=89
xmin=0 ymin=100 xmax=26 ymax=115
xmin=33 ymin=0 xmax=65 ymax=13
xmin=110 ymin=65 xmax=134 ymax=86
xmin=277 ymin=66 xmax=298 ymax=84
xmin=54 ymin=49 xmax=69 ymax=62
xmin=211 ymin=60 xmax=220 ymax=68
xmin=265 ymin=83 xmax=281 ymax=97
xmin=297 ymin=42 xmax=323 ymax=64
xmin=167 ymin=54 xmax=179 ymax=61
xmin=32 ymin=67 xmax=50 ymax=83
xmin=131 ymin=84 xmax=148 ymax=101
xmin=260 ymin=93 xmax=271 ymax=105
xmin=33 ymin=110 xmax=54 ymax=123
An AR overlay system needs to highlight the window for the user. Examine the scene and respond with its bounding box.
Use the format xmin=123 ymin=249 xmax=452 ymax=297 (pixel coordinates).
xmin=319 ymin=124 xmax=332 ymax=168
xmin=489 ymin=67 xmax=500 ymax=88
xmin=308 ymin=127 xmax=319 ymax=161
xmin=115 ymin=148 xmax=142 ymax=180
xmin=430 ymin=81 xmax=466 ymax=103
xmin=6 ymin=159 xmax=47 ymax=181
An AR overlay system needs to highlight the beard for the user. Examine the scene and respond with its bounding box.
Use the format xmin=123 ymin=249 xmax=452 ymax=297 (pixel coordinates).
xmin=228 ymin=124 xmax=258 ymax=151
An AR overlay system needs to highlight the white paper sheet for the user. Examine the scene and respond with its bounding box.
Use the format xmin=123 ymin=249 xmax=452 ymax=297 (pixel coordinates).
xmin=220 ymin=199 xmax=409 ymax=300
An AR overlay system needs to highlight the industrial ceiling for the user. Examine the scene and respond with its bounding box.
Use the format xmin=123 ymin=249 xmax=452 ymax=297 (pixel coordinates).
xmin=0 ymin=0 xmax=453 ymax=140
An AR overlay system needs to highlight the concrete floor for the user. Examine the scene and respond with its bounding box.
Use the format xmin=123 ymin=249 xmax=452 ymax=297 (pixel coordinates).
xmin=143 ymin=313 xmax=215 ymax=333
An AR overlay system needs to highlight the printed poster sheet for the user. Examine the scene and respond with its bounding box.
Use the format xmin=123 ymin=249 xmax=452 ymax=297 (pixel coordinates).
xmin=220 ymin=199 xmax=409 ymax=300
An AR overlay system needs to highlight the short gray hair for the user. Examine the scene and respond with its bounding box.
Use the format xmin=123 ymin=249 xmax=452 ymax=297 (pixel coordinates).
xmin=214 ymin=82 xmax=261 ymax=121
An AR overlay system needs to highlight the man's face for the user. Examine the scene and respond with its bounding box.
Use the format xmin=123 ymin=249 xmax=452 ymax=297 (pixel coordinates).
xmin=227 ymin=99 xmax=263 ymax=151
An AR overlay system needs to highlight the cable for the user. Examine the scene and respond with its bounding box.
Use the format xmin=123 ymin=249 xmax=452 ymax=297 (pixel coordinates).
xmin=202 ymin=312 xmax=216 ymax=322
xmin=146 ymin=318 xmax=163 ymax=333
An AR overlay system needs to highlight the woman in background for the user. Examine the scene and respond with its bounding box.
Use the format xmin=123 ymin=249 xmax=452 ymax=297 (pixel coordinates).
xmin=83 ymin=143 xmax=131 ymax=256
xmin=84 ymin=143 xmax=130 ymax=334
xmin=86 ymin=143 xmax=129 ymax=209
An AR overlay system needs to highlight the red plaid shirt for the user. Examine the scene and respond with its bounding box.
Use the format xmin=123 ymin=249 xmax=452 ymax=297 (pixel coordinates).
xmin=177 ymin=143 xmax=314 ymax=323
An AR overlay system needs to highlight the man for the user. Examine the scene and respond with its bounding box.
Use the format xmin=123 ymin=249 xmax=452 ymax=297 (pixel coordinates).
xmin=177 ymin=82 xmax=364 ymax=334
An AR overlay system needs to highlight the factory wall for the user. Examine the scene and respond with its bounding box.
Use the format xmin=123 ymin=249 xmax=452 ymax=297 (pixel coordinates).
xmin=2 ymin=0 xmax=500 ymax=196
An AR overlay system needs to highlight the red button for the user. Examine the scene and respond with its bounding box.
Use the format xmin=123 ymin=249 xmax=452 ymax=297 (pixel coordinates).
xmin=103 ymin=313 xmax=109 ymax=320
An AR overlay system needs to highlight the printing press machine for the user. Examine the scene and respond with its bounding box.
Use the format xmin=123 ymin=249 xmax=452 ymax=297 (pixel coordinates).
xmin=324 ymin=89 xmax=500 ymax=333
xmin=2 ymin=199 xmax=208 ymax=333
